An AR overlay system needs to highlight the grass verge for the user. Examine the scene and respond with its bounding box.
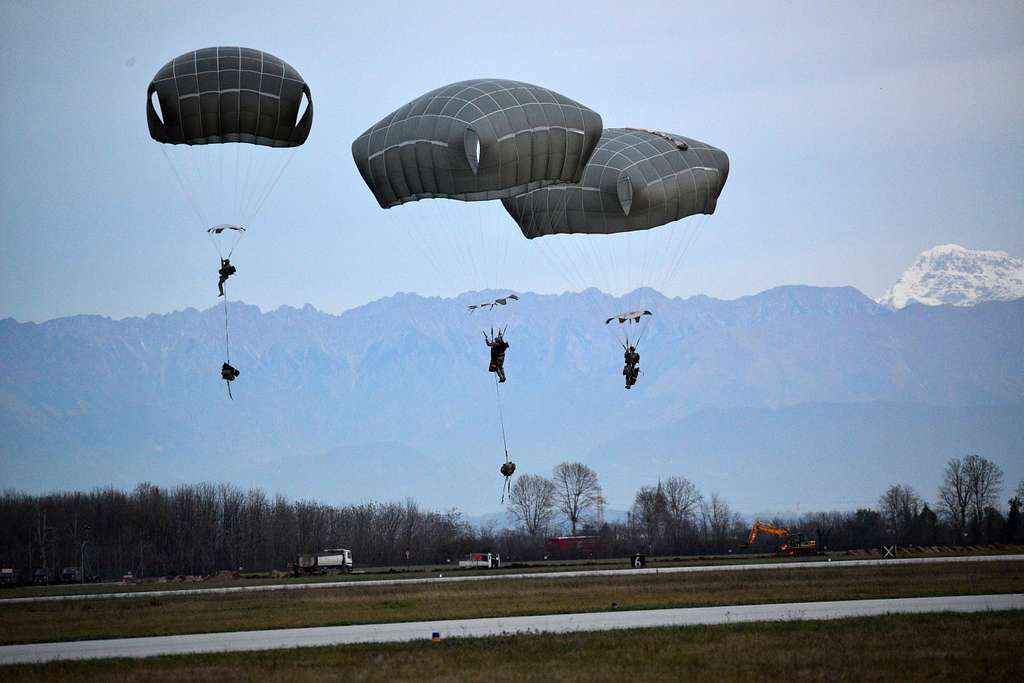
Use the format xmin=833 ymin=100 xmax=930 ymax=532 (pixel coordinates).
xmin=2 ymin=610 xmax=1021 ymax=682
xmin=1 ymin=561 xmax=1021 ymax=645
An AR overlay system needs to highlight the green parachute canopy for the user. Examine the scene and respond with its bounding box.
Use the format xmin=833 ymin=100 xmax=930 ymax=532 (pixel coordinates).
xmin=502 ymin=128 xmax=729 ymax=237
xmin=351 ymin=79 xmax=603 ymax=208
xmin=148 ymin=47 xmax=313 ymax=148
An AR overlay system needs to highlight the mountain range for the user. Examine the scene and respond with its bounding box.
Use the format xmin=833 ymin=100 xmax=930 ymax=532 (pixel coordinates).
xmin=3 ymin=281 xmax=1021 ymax=517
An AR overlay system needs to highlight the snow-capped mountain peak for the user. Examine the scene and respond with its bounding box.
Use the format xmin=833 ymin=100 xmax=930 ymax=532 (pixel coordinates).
xmin=878 ymin=244 xmax=1024 ymax=309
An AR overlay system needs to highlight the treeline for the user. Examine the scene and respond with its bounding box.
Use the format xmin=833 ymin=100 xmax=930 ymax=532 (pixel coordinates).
xmin=0 ymin=484 xmax=468 ymax=579
xmin=616 ymin=454 xmax=1023 ymax=556
xmin=505 ymin=456 xmax=1023 ymax=557
xmin=1 ymin=455 xmax=1021 ymax=578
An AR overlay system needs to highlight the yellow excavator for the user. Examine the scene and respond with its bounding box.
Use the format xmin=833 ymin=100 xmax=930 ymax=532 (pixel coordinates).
xmin=743 ymin=521 xmax=818 ymax=556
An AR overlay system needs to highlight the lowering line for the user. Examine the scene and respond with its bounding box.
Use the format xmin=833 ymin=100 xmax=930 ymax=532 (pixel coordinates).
xmin=495 ymin=375 xmax=514 ymax=502
xmin=495 ymin=376 xmax=507 ymax=462
xmin=223 ymin=284 xmax=233 ymax=400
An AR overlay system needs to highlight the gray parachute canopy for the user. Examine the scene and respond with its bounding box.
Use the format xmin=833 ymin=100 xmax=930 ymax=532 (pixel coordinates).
xmin=351 ymin=79 xmax=603 ymax=208
xmin=502 ymin=128 xmax=729 ymax=238
xmin=148 ymin=47 xmax=313 ymax=147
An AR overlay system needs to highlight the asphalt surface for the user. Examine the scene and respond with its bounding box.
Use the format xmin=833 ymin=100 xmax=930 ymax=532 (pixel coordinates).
xmin=2 ymin=593 xmax=1020 ymax=664
xmin=2 ymin=553 xmax=1021 ymax=605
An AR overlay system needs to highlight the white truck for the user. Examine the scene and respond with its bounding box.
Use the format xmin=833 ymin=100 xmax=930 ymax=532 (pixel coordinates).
xmin=458 ymin=552 xmax=500 ymax=569
xmin=293 ymin=548 xmax=353 ymax=576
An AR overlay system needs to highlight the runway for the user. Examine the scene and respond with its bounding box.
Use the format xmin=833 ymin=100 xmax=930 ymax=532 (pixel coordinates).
xmin=2 ymin=593 xmax=1020 ymax=664
xmin=3 ymin=553 xmax=1021 ymax=605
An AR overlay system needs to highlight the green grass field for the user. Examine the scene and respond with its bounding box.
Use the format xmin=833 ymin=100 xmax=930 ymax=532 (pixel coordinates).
xmin=3 ymin=611 xmax=1020 ymax=682
xmin=3 ymin=561 xmax=1021 ymax=646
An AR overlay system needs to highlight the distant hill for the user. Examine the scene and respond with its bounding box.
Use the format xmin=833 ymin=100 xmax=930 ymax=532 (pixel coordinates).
xmin=2 ymin=286 xmax=1021 ymax=515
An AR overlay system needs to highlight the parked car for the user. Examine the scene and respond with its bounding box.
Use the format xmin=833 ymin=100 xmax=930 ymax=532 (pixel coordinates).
xmin=0 ymin=567 xmax=22 ymax=587
xmin=60 ymin=566 xmax=83 ymax=583
xmin=33 ymin=568 xmax=51 ymax=585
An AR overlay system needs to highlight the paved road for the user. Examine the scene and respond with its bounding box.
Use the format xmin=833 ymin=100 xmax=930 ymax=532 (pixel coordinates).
xmin=2 ymin=593 xmax=1020 ymax=664
xmin=3 ymin=553 xmax=1021 ymax=605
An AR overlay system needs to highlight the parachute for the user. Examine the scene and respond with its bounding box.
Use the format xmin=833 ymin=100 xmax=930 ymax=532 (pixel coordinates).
xmin=148 ymin=47 xmax=313 ymax=399
xmin=148 ymin=46 xmax=313 ymax=228
xmin=502 ymin=128 xmax=728 ymax=382
xmin=605 ymin=310 xmax=652 ymax=326
xmin=207 ymin=224 xmax=246 ymax=259
xmin=354 ymin=79 xmax=604 ymax=489
xmin=351 ymin=79 xmax=603 ymax=208
xmin=468 ymin=294 xmax=519 ymax=313
xmin=502 ymin=128 xmax=729 ymax=238
xmin=605 ymin=310 xmax=653 ymax=350
xmin=147 ymin=47 xmax=312 ymax=148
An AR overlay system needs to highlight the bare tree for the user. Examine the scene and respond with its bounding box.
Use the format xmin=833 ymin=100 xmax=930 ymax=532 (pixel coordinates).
xmin=507 ymin=475 xmax=557 ymax=537
xmin=663 ymin=477 xmax=703 ymax=525
xmin=552 ymin=462 xmax=605 ymax=536
xmin=1017 ymin=480 xmax=1024 ymax=503
xmin=937 ymin=458 xmax=971 ymax=533
xmin=699 ymin=493 xmax=742 ymax=552
xmin=963 ymin=455 xmax=1003 ymax=524
xmin=630 ymin=483 xmax=669 ymax=553
xmin=878 ymin=484 xmax=922 ymax=543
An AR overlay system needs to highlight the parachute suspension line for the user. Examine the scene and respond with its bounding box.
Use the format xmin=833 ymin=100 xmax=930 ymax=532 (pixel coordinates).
xmin=247 ymin=147 xmax=299 ymax=226
xmin=407 ymin=199 xmax=461 ymax=295
xmin=402 ymin=208 xmax=450 ymax=293
xmin=479 ymin=200 xmax=510 ymax=294
xmin=531 ymin=192 xmax=613 ymax=333
xmin=239 ymin=143 xmax=256 ymax=221
xmin=663 ymin=214 xmax=708 ymax=290
xmin=240 ymin=143 xmax=279 ymax=223
xmin=403 ymin=197 xmax=470 ymax=298
xmin=208 ymin=231 xmax=224 ymax=260
xmin=539 ymin=197 xmax=623 ymax=350
xmin=642 ymin=214 xmax=711 ymax=383
xmin=447 ymin=203 xmax=480 ymax=295
xmin=225 ymin=229 xmax=244 ymax=259
xmin=469 ymin=200 xmax=490 ymax=292
xmin=634 ymin=316 xmax=652 ymax=347
xmin=233 ymin=142 xmax=241 ymax=220
xmin=529 ymin=195 xmax=585 ymax=293
xmin=536 ymin=191 xmax=591 ymax=294
xmin=160 ymin=146 xmax=207 ymax=229
xmin=218 ymin=141 xmax=225 ymax=224
xmin=450 ymin=201 xmax=486 ymax=294
xmin=237 ymin=144 xmax=265 ymax=221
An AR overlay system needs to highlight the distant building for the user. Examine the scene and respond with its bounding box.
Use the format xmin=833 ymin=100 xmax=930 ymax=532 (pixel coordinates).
xmin=544 ymin=535 xmax=600 ymax=559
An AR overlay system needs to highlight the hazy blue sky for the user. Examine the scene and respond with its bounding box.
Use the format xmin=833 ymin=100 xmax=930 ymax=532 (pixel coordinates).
xmin=2 ymin=0 xmax=1022 ymax=322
